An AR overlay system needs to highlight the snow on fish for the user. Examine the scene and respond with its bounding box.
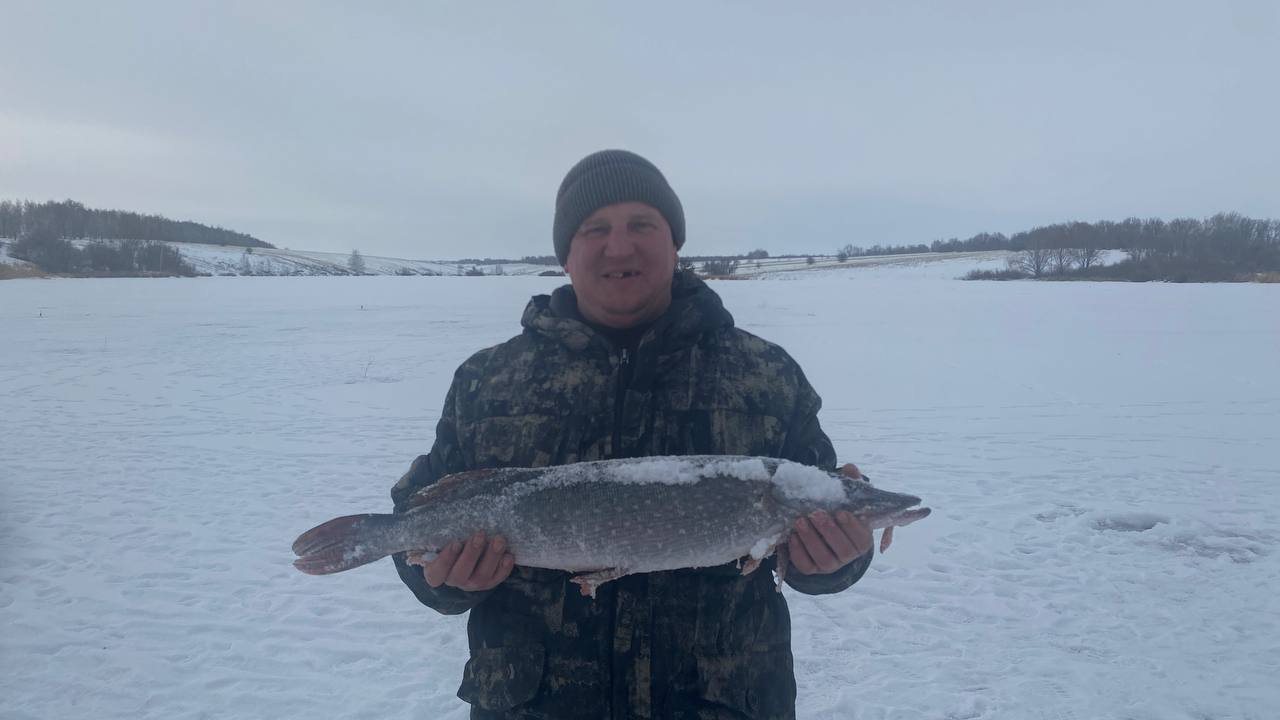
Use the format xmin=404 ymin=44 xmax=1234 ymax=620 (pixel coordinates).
xmin=291 ymin=455 xmax=931 ymax=596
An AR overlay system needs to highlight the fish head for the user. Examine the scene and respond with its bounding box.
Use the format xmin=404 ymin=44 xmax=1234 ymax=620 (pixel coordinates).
xmin=767 ymin=460 xmax=931 ymax=529
xmin=837 ymin=475 xmax=932 ymax=530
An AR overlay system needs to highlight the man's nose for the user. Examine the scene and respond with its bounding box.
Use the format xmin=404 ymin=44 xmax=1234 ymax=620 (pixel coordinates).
xmin=601 ymin=230 xmax=635 ymax=257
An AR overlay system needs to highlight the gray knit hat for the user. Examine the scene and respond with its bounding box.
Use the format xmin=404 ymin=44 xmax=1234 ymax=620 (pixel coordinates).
xmin=553 ymin=149 xmax=685 ymax=265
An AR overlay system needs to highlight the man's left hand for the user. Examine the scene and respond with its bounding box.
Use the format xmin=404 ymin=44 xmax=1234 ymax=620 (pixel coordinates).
xmin=787 ymin=463 xmax=885 ymax=576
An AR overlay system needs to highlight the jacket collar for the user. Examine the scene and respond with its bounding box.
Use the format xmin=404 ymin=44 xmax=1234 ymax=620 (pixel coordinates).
xmin=521 ymin=270 xmax=735 ymax=354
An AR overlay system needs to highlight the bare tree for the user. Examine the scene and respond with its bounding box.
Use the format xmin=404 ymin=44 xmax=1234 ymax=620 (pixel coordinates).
xmin=1008 ymin=247 xmax=1053 ymax=277
xmin=1071 ymin=246 xmax=1104 ymax=270
xmin=1049 ymin=246 xmax=1075 ymax=275
xmin=348 ymin=249 xmax=366 ymax=274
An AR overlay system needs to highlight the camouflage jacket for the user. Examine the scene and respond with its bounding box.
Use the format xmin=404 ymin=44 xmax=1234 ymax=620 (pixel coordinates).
xmin=391 ymin=271 xmax=872 ymax=719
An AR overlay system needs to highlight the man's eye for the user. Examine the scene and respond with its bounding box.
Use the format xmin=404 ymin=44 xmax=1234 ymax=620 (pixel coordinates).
xmin=630 ymin=221 xmax=655 ymax=232
xmin=582 ymin=226 xmax=608 ymax=237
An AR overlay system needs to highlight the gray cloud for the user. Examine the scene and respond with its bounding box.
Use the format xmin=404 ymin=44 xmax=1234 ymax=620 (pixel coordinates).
xmin=2 ymin=1 xmax=1276 ymax=259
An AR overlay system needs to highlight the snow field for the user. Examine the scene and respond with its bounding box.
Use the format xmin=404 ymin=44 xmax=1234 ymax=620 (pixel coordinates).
xmin=1 ymin=264 xmax=1276 ymax=719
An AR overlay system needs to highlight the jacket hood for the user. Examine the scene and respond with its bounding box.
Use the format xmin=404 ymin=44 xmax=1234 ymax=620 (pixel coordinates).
xmin=520 ymin=270 xmax=735 ymax=353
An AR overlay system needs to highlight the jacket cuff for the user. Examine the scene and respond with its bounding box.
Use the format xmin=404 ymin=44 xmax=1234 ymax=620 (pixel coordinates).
xmin=392 ymin=553 xmax=492 ymax=615
xmin=784 ymin=546 xmax=873 ymax=595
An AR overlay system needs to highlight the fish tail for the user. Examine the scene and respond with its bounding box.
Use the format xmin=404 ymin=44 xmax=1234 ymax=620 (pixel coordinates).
xmin=291 ymin=513 xmax=398 ymax=575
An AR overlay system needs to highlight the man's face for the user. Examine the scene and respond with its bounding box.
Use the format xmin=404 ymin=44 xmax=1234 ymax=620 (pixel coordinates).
xmin=563 ymin=201 xmax=678 ymax=329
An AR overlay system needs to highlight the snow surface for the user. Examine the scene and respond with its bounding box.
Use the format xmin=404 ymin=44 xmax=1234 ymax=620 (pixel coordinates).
xmin=746 ymin=250 xmax=1011 ymax=279
xmin=2 ymin=259 xmax=1278 ymax=719
xmin=527 ymin=455 xmax=773 ymax=491
xmin=0 ymin=239 xmax=34 ymax=268
xmin=771 ymin=461 xmax=847 ymax=503
xmin=750 ymin=536 xmax=782 ymax=561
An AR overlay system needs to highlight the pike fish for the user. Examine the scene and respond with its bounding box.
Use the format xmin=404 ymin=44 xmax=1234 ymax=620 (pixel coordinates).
xmin=292 ymin=455 xmax=930 ymax=595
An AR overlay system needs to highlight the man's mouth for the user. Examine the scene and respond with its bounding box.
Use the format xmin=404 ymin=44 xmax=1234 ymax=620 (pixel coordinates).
xmin=602 ymin=271 xmax=641 ymax=279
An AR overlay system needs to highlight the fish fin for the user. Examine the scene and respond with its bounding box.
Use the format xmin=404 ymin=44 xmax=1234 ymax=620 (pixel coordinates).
xmin=570 ymin=568 xmax=628 ymax=599
xmin=741 ymin=537 xmax=783 ymax=577
xmin=291 ymin=513 xmax=396 ymax=575
xmin=403 ymin=469 xmax=487 ymax=509
xmin=773 ymin=543 xmax=789 ymax=592
xmin=404 ymin=549 xmax=439 ymax=568
xmin=402 ymin=467 xmax=529 ymax=510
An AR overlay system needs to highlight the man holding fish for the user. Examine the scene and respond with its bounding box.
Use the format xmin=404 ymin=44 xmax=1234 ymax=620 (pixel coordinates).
xmin=388 ymin=150 xmax=907 ymax=719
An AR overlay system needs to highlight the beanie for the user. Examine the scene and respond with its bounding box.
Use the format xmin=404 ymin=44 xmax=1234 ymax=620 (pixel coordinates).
xmin=553 ymin=149 xmax=685 ymax=265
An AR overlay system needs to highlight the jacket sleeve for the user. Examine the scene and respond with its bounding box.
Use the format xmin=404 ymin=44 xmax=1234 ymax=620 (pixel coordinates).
xmin=778 ymin=367 xmax=874 ymax=596
xmin=389 ymin=380 xmax=494 ymax=615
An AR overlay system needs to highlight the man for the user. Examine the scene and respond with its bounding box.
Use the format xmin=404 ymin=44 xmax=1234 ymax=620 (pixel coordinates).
xmin=391 ymin=150 xmax=879 ymax=719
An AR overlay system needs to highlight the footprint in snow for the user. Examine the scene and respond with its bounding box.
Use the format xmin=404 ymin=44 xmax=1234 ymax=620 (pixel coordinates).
xmin=1034 ymin=504 xmax=1088 ymax=523
xmin=1160 ymin=527 xmax=1272 ymax=564
xmin=1091 ymin=512 xmax=1168 ymax=532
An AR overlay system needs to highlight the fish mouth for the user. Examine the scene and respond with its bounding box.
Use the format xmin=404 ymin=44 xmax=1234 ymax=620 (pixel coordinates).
xmin=853 ymin=490 xmax=932 ymax=530
xmin=874 ymin=506 xmax=932 ymax=529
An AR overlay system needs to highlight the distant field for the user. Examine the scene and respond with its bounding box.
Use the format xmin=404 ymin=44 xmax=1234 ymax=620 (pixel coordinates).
xmin=168 ymin=242 xmax=1014 ymax=278
xmin=0 ymin=237 xmax=1031 ymax=280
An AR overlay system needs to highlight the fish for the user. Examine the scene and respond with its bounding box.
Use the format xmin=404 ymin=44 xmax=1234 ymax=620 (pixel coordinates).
xmin=291 ymin=455 xmax=930 ymax=595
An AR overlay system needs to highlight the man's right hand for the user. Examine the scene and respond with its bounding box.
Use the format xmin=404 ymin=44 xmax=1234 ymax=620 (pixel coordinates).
xmin=410 ymin=532 xmax=515 ymax=592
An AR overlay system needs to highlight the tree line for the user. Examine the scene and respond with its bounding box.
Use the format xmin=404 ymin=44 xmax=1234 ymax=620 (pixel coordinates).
xmin=961 ymin=213 xmax=1280 ymax=282
xmin=6 ymin=226 xmax=195 ymax=276
xmin=836 ymin=243 xmax=932 ymax=261
xmin=0 ymin=200 xmax=271 ymax=248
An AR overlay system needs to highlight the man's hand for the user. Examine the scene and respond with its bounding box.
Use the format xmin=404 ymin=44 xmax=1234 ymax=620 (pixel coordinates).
xmin=410 ymin=532 xmax=515 ymax=592
xmin=787 ymin=463 xmax=891 ymax=576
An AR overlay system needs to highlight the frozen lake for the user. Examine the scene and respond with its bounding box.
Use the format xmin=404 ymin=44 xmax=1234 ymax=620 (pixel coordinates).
xmin=2 ymin=264 xmax=1277 ymax=719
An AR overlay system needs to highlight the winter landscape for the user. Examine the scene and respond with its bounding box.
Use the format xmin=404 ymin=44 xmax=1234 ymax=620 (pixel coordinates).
xmin=2 ymin=255 xmax=1276 ymax=719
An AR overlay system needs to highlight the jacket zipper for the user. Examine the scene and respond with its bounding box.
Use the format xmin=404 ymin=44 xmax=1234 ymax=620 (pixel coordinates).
xmin=611 ymin=347 xmax=631 ymax=458
xmin=608 ymin=344 xmax=640 ymax=718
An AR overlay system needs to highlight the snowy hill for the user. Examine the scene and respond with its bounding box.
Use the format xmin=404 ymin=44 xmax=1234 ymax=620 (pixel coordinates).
xmin=1 ymin=236 xmax=1022 ymax=281
xmin=733 ymin=250 xmax=1011 ymax=279
xmin=0 ymin=240 xmax=39 ymax=277
xmin=0 ymin=239 xmax=30 ymax=266
xmin=169 ymin=242 xmax=557 ymax=277
xmin=170 ymin=241 xmax=1011 ymax=279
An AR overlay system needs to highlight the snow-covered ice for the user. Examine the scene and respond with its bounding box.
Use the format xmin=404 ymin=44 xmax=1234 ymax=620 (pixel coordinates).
xmin=1 ymin=263 xmax=1277 ymax=719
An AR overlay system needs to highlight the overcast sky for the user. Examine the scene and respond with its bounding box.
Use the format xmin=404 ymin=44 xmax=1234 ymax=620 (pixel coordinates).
xmin=2 ymin=1 xmax=1276 ymax=259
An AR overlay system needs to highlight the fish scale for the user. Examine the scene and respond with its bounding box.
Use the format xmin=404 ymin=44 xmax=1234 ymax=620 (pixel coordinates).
xmin=504 ymin=476 xmax=782 ymax=572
